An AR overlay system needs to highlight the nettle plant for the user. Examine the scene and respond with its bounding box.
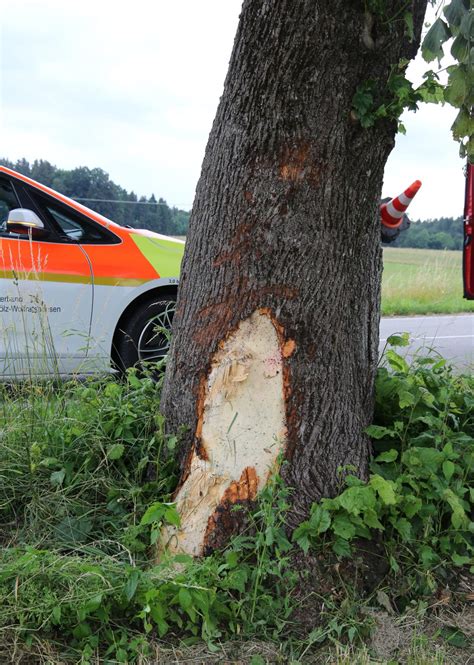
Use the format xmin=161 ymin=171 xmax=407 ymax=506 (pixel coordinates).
xmin=353 ymin=0 xmax=473 ymax=160
xmin=294 ymin=335 xmax=474 ymax=597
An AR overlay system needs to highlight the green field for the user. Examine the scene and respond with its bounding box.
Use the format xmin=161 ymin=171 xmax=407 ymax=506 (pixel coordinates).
xmin=382 ymin=247 xmax=474 ymax=316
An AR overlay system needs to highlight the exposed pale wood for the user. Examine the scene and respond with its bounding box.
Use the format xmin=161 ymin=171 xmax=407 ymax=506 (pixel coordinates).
xmin=163 ymin=311 xmax=287 ymax=556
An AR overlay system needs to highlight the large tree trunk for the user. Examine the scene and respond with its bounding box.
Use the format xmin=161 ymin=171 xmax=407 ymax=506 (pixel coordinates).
xmin=161 ymin=0 xmax=427 ymax=556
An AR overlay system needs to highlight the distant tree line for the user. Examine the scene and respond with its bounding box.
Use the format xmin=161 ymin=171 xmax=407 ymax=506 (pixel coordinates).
xmin=385 ymin=215 xmax=464 ymax=250
xmin=0 ymin=158 xmax=190 ymax=236
xmin=1 ymin=158 xmax=464 ymax=249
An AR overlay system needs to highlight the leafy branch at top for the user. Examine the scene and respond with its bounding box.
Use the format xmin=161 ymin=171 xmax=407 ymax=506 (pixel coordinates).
xmin=352 ymin=64 xmax=445 ymax=135
xmin=421 ymin=0 xmax=473 ymax=160
xmin=352 ymin=0 xmax=473 ymax=161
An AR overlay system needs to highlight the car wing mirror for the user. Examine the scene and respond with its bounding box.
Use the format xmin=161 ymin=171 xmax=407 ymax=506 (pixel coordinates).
xmin=7 ymin=208 xmax=50 ymax=239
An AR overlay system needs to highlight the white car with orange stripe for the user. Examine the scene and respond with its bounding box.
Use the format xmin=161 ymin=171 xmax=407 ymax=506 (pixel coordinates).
xmin=0 ymin=166 xmax=184 ymax=378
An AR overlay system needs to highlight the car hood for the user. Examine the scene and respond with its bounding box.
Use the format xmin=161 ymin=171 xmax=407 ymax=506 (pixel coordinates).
xmin=131 ymin=228 xmax=185 ymax=245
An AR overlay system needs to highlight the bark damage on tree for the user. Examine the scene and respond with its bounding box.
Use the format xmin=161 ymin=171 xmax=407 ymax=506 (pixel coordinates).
xmin=163 ymin=309 xmax=294 ymax=556
xmin=161 ymin=0 xmax=428 ymax=555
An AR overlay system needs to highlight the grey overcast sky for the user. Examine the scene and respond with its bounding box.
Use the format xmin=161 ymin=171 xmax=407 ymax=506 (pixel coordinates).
xmin=0 ymin=0 xmax=466 ymax=220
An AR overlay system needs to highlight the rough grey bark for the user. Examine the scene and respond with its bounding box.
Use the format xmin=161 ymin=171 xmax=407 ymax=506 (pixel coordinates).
xmin=161 ymin=0 xmax=428 ymax=546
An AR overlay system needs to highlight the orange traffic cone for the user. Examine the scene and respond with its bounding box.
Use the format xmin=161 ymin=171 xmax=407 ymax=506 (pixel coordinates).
xmin=380 ymin=180 xmax=422 ymax=228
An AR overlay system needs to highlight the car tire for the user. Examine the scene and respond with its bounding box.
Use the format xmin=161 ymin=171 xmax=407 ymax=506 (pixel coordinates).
xmin=115 ymin=297 xmax=176 ymax=372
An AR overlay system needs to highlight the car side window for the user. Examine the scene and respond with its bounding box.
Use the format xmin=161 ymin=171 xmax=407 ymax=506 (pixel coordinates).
xmin=32 ymin=195 xmax=120 ymax=245
xmin=46 ymin=205 xmax=106 ymax=243
xmin=0 ymin=177 xmax=21 ymax=232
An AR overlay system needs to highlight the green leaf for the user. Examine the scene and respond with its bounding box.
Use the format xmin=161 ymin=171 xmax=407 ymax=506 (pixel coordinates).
xmin=333 ymin=537 xmax=352 ymax=557
xmin=444 ymin=66 xmax=468 ymax=107
xmin=50 ymin=468 xmax=66 ymax=487
xmin=307 ymin=627 xmax=327 ymax=644
xmin=108 ymin=443 xmax=125 ymax=460
xmin=309 ymin=505 xmax=332 ymax=534
xmin=389 ymin=555 xmax=400 ymax=573
xmin=443 ymin=0 xmax=469 ymax=28
xmin=393 ymin=517 xmax=411 ymax=542
xmin=450 ymin=33 xmax=470 ymax=62
xmin=364 ymin=508 xmax=384 ymax=530
xmin=338 ymin=486 xmax=376 ymax=516
xmin=293 ymin=528 xmax=311 ymax=554
xmin=376 ymin=589 xmax=394 ymax=614
xmin=404 ymin=447 xmax=443 ymax=473
xmin=225 ymin=568 xmax=248 ymax=593
xmin=73 ymin=622 xmax=92 ymax=639
xmin=440 ymin=626 xmax=470 ymax=648
xmin=399 ymin=389 xmax=416 ymax=409
xmin=375 ymin=449 xmax=398 ymax=463
xmin=403 ymin=11 xmax=414 ymax=41
xmin=420 ymin=545 xmax=439 ymax=568
xmin=164 ymin=506 xmax=181 ymax=527
xmin=55 ymin=516 xmax=92 ymax=543
xmin=84 ymin=593 xmax=102 ymax=613
xmin=451 ymin=552 xmax=472 ymax=566
xmin=419 ymin=447 xmax=444 ymax=471
xmin=332 ymin=514 xmax=356 ymax=540
xmin=140 ymin=502 xmax=166 ymax=525
xmin=387 ymin=332 xmax=410 ymax=347
xmin=402 ymin=495 xmax=422 ymax=518
xmin=225 ymin=551 xmax=239 ymax=569
xmin=365 ymin=425 xmax=397 ymax=440
xmin=442 ymin=460 xmax=456 ymax=482
xmin=155 ymin=617 xmax=169 ymax=638
xmin=386 ymin=350 xmax=409 ymax=374
xmin=459 ymin=10 xmax=474 ymax=40
xmin=451 ymin=108 xmax=473 ymax=141
xmin=345 ymin=475 xmax=364 ymax=487
xmin=124 ymin=570 xmax=140 ymax=601
xmin=116 ymin=648 xmax=128 ymax=663
xmin=443 ymin=489 xmax=469 ymax=528
xmin=167 ymin=435 xmax=178 ymax=451
xmin=418 ymin=74 xmax=446 ymax=104
xmin=178 ymin=588 xmax=192 ymax=611
xmin=352 ymin=81 xmax=377 ymax=127
xmin=264 ymin=527 xmax=274 ymax=547
xmin=370 ymin=475 xmax=397 ymax=505
xmin=250 ymin=656 xmax=266 ymax=665
xmin=466 ymin=137 xmax=474 ymax=161
xmin=422 ymin=18 xmax=451 ymax=63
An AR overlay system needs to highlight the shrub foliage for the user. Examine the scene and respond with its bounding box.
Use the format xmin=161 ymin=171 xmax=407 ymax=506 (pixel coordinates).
xmin=0 ymin=343 xmax=472 ymax=661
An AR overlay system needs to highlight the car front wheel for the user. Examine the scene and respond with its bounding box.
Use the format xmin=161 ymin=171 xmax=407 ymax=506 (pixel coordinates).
xmin=116 ymin=297 xmax=176 ymax=372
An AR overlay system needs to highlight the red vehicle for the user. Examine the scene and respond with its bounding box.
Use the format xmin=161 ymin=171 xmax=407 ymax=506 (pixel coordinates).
xmin=463 ymin=161 xmax=474 ymax=299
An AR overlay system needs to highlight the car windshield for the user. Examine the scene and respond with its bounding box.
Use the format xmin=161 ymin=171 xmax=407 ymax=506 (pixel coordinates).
xmin=0 ymin=178 xmax=20 ymax=229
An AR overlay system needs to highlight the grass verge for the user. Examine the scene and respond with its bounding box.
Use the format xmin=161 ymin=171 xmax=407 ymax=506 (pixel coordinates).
xmin=382 ymin=247 xmax=474 ymax=316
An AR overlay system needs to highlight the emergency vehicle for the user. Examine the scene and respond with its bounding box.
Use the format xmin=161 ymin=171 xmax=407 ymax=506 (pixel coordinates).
xmin=0 ymin=166 xmax=184 ymax=377
xmin=0 ymin=164 xmax=471 ymax=378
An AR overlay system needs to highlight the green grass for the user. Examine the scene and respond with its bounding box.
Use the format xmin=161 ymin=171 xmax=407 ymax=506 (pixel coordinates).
xmin=382 ymin=247 xmax=474 ymax=316
xmin=0 ymin=353 xmax=472 ymax=663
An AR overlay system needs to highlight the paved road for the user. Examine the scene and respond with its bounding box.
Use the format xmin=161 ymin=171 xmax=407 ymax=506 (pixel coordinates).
xmin=379 ymin=314 xmax=473 ymax=369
